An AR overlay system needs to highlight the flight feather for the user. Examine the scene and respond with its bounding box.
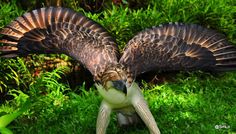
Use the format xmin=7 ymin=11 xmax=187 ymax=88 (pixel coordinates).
xmin=0 ymin=7 xmax=119 ymax=78
xmin=119 ymin=23 xmax=236 ymax=76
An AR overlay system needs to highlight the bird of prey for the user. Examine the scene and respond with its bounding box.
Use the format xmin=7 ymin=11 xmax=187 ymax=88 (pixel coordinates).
xmin=1 ymin=7 xmax=236 ymax=134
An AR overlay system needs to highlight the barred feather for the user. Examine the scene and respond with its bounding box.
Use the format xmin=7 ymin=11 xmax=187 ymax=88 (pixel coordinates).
xmin=120 ymin=23 xmax=236 ymax=75
xmin=0 ymin=7 xmax=118 ymax=77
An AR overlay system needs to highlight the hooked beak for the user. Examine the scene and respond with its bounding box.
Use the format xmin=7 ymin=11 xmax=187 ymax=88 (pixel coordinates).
xmin=112 ymin=80 xmax=127 ymax=95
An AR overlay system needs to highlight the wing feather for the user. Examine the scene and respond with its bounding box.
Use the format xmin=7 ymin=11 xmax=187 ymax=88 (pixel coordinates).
xmin=119 ymin=23 xmax=236 ymax=76
xmin=0 ymin=7 xmax=119 ymax=77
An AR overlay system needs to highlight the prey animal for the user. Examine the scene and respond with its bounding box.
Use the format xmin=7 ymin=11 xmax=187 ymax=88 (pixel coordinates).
xmin=1 ymin=7 xmax=236 ymax=134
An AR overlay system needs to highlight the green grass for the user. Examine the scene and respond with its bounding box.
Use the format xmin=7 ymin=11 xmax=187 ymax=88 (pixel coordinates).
xmin=2 ymin=71 xmax=236 ymax=133
xmin=0 ymin=0 xmax=236 ymax=133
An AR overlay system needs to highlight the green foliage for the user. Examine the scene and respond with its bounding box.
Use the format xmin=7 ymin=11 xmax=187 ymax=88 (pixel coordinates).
xmin=142 ymin=72 xmax=236 ymax=133
xmin=0 ymin=103 xmax=28 ymax=134
xmin=0 ymin=66 xmax=71 ymax=133
xmin=0 ymin=0 xmax=235 ymax=133
xmin=87 ymin=0 xmax=236 ymax=48
xmin=0 ymin=90 xmax=30 ymax=134
xmin=0 ymin=0 xmax=24 ymax=27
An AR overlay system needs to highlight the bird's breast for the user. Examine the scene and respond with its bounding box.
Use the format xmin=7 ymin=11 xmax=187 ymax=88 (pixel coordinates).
xmin=95 ymin=84 xmax=131 ymax=108
xmin=95 ymin=82 xmax=142 ymax=109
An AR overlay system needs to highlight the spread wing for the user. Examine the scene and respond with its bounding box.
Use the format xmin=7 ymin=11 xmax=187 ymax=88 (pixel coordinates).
xmin=0 ymin=7 xmax=119 ymax=78
xmin=119 ymin=23 xmax=236 ymax=76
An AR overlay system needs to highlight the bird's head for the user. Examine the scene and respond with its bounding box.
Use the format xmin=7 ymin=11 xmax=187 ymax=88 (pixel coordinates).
xmin=99 ymin=64 xmax=131 ymax=95
xmin=95 ymin=64 xmax=133 ymax=93
xmin=94 ymin=64 xmax=134 ymax=105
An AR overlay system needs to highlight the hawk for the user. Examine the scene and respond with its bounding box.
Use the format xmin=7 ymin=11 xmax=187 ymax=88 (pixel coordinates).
xmin=0 ymin=7 xmax=236 ymax=134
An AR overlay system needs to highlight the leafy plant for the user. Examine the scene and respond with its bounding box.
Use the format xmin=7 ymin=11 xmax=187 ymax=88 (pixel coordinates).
xmin=0 ymin=90 xmax=30 ymax=134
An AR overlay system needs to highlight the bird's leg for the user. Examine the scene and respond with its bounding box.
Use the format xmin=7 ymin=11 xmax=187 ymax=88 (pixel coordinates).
xmin=132 ymin=96 xmax=161 ymax=134
xmin=96 ymin=100 xmax=112 ymax=134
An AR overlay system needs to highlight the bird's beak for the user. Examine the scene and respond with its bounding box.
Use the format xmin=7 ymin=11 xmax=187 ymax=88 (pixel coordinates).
xmin=112 ymin=80 xmax=127 ymax=95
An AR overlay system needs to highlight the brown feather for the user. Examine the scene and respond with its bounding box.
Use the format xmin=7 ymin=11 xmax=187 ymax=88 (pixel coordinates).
xmin=120 ymin=23 xmax=236 ymax=76
xmin=0 ymin=7 xmax=119 ymax=77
